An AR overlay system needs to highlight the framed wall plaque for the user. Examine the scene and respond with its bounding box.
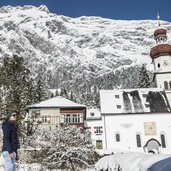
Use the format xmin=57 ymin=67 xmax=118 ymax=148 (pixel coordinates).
xmin=144 ymin=122 xmax=157 ymax=136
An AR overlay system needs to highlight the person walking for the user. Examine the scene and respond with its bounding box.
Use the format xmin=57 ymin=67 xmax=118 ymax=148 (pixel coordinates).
xmin=2 ymin=111 xmax=20 ymax=171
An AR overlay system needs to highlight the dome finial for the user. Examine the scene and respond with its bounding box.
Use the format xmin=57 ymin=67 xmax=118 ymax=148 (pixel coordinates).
xmin=157 ymin=13 xmax=160 ymax=27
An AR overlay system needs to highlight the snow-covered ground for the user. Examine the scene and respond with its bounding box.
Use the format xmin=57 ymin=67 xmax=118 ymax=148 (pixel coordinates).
xmin=1 ymin=152 xmax=171 ymax=171
xmin=0 ymin=154 xmax=95 ymax=171
xmin=0 ymin=155 xmax=41 ymax=171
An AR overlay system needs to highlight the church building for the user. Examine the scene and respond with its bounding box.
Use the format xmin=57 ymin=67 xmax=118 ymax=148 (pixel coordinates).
xmin=85 ymin=17 xmax=171 ymax=154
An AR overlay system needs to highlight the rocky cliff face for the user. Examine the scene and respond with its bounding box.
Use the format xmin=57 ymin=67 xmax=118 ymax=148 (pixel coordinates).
xmin=0 ymin=5 xmax=171 ymax=104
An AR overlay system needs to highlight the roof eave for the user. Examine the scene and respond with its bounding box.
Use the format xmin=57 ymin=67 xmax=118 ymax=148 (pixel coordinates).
xmin=28 ymin=106 xmax=86 ymax=109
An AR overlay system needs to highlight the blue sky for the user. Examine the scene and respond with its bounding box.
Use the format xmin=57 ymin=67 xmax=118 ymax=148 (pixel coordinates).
xmin=0 ymin=0 xmax=170 ymax=22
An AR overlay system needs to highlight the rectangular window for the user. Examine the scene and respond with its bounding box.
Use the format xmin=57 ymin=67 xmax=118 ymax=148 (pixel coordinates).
xmin=116 ymin=133 xmax=120 ymax=142
xmin=85 ymin=127 xmax=91 ymax=130
xmin=73 ymin=114 xmax=78 ymax=123
xmin=90 ymin=112 xmax=94 ymax=116
xmin=77 ymin=114 xmax=80 ymax=123
xmin=117 ymin=105 xmax=121 ymax=109
xmin=66 ymin=114 xmax=71 ymax=123
xmin=161 ymin=134 xmax=166 ymax=148
xmin=62 ymin=113 xmax=82 ymax=123
xmin=115 ymin=95 xmax=120 ymax=98
xmin=96 ymin=140 xmax=103 ymax=149
xmin=41 ymin=116 xmax=48 ymax=124
xmin=136 ymin=134 xmax=142 ymax=147
xmin=94 ymin=126 xmax=103 ymax=134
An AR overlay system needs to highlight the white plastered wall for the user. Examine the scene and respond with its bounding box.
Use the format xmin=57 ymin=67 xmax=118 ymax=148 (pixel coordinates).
xmin=102 ymin=113 xmax=171 ymax=154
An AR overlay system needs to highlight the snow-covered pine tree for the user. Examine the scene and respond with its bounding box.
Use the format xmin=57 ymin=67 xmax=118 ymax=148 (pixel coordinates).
xmin=63 ymin=88 xmax=69 ymax=99
xmin=55 ymin=89 xmax=59 ymax=96
xmin=137 ymin=64 xmax=151 ymax=88
xmin=69 ymin=91 xmax=75 ymax=102
xmin=34 ymin=75 xmax=47 ymax=103
xmin=0 ymin=55 xmax=32 ymax=115
xmin=50 ymin=92 xmax=54 ymax=98
xmin=94 ymin=92 xmax=100 ymax=108
xmin=0 ymin=55 xmax=41 ymax=137
xmin=25 ymin=78 xmax=36 ymax=105
xmin=0 ymin=88 xmax=5 ymax=119
xmin=59 ymin=88 xmax=69 ymax=99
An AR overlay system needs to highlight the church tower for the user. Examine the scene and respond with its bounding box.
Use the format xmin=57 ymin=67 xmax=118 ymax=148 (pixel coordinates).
xmin=150 ymin=14 xmax=171 ymax=104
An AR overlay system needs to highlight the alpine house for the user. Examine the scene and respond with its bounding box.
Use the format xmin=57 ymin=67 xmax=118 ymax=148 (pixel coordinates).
xmin=27 ymin=96 xmax=86 ymax=129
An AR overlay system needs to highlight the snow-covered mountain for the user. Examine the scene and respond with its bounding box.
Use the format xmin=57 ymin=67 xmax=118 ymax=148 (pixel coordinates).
xmin=0 ymin=5 xmax=171 ymax=102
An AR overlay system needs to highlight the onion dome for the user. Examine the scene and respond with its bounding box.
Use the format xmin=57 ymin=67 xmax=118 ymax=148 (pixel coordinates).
xmin=150 ymin=14 xmax=171 ymax=60
xmin=154 ymin=28 xmax=167 ymax=38
xmin=153 ymin=28 xmax=167 ymax=43
xmin=150 ymin=44 xmax=171 ymax=59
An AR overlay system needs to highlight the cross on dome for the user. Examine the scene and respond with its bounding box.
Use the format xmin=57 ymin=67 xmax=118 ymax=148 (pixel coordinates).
xmin=157 ymin=13 xmax=160 ymax=27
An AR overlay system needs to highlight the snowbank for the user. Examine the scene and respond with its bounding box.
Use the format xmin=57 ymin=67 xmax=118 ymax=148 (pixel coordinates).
xmin=0 ymin=155 xmax=42 ymax=171
xmin=95 ymin=152 xmax=171 ymax=171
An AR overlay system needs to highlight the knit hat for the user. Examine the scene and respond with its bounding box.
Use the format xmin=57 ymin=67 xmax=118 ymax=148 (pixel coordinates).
xmin=6 ymin=111 xmax=16 ymax=120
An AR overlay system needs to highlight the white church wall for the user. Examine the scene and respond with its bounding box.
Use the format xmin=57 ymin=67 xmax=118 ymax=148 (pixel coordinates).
xmin=102 ymin=113 xmax=171 ymax=154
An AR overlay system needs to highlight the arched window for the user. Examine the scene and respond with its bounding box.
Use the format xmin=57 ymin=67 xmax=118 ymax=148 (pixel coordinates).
xmin=160 ymin=134 xmax=166 ymax=148
xmin=164 ymin=81 xmax=169 ymax=89
xmin=169 ymin=81 xmax=171 ymax=90
xmin=115 ymin=133 xmax=120 ymax=142
xmin=136 ymin=134 xmax=142 ymax=147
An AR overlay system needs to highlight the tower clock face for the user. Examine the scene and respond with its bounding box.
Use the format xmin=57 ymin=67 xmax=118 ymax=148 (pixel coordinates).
xmin=163 ymin=60 xmax=169 ymax=67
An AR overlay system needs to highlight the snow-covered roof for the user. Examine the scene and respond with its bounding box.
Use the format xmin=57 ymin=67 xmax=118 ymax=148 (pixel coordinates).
xmin=28 ymin=96 xmax=86 ymax=108
xmin=100 ymin=88 xmax=171 ymax=114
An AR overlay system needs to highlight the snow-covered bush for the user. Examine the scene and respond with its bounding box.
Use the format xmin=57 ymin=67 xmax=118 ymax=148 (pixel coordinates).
xmin=21 ymin=125 xmax=98 ymax=171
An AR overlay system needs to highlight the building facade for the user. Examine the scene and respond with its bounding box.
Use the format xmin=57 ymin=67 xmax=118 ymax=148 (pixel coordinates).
xmin=100 ymin=88 xmax=171 ymax=154
xmin=28 ymin=96 xmax=86 ymax=129
xmin=84 ymin=107 xmax=103 ymax=149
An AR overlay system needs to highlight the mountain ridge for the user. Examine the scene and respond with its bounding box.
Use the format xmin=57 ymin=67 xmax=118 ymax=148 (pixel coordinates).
xmin=0 ymin=5 xmax=171 ymax=104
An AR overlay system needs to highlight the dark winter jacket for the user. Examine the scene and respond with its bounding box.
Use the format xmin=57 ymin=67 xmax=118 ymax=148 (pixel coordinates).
xmin=2 ymin=120 xmax=20 ymax=154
